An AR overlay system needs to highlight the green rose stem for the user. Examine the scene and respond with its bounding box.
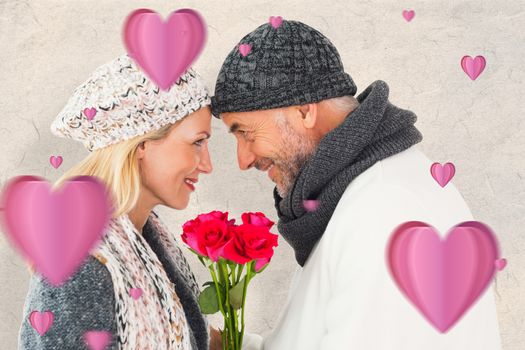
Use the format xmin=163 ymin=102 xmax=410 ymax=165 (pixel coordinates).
xmin=236 ymin=264 xmax=244 ymax=284
xmin=239 ymin=261 xmax=255 ymax=347
xmin=219 ymin=260 xmax=236 ymax=349
xmin=208 ymin=263 xmax=228 ymax=349
xmin=227 ymin=263 xmax=240 ymax=348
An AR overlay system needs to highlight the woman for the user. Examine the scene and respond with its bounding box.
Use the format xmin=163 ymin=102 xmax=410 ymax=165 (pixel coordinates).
xmin=18 ymin=54 xmax=222 ymax=349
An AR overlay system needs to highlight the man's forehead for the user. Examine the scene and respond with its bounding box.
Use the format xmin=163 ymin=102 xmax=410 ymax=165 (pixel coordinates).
xmin=221 ymin=112 xmax=250 ymax=129
xmin=222 ymin=109 xmax=273 ymax=132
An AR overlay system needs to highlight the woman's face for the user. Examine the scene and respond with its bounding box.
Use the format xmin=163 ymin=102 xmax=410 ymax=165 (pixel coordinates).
xmin=137 ymin=106 xmax=213 ymax=210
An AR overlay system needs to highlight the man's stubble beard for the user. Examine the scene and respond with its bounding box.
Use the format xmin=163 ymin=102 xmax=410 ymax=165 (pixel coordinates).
xmin=272 ymin=117 xmax=318 ymax=198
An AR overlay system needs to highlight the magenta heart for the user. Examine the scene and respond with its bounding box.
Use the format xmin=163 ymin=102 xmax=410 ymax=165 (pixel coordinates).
xmin=461 ymin=55 xmax=486 ymax=80
xmin=29 ymin=310 xmax=54 ymax=335
xmin=84 ymin=330 xmax=112 ymax=350
xmin=129 ymin=287 xmax=143 ymax=300
xmin=403 ymin=10 xmax=415 ymax=22
xmin=238 ymin=44 xmax=252 ymax=57
xmin=123 ymin=8 xmax=207 ymax=91
xmin=430 ymin=162 xmax=455 ymax=187
xmin=302 ymin=199 xmax=320 ymax=212
xmin=495 ymin=258 xmax=507 ymax=271
xmin=0 ymin=175 xmax=112 ymax=286
xmin=387 ymin=221 xmax=500 ymax=333
xmin=49 ymin=156 xmax=63 ymax=169
xmin=269 ymin=16 xmax=283 ymax=29
xmin=83 ymin=107 xmax=97 ymax=121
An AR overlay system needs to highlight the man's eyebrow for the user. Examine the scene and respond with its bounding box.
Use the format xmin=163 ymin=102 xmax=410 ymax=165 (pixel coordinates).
xmin=228 ymin=122 xmax=241 ymax=134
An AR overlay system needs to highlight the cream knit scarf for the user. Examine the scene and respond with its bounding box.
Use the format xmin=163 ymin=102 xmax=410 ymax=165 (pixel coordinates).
xmin=92 ymin=211 xmax=205 ymax=349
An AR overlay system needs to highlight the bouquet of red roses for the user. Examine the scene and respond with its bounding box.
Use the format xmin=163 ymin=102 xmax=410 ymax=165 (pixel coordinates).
xmin=181 ymin=210 xmax=279 ymax=350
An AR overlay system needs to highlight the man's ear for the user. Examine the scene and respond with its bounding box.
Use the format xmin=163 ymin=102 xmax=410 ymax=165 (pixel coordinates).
xmin=297 ymin=103 xmax=318 ymax=129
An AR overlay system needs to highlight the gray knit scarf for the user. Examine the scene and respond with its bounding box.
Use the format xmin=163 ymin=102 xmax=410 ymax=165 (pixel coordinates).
xmin=273 ymin=80 xmax=424 ymax=267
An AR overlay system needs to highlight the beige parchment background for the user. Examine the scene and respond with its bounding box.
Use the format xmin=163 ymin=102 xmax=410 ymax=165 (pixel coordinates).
xmin=1 ymin=1 xmax=524 ymax=349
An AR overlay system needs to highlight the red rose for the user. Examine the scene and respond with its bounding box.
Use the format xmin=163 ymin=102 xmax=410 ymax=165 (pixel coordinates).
xmin=182 ymin=218 xmax=231 ymax=261
xmin=241 ymin=212 xmax=274 ymax=229
xmin=223 ymin=224 xmax=279 ymax=271
xmin=196 ymin=210 xmax=235 ymax=225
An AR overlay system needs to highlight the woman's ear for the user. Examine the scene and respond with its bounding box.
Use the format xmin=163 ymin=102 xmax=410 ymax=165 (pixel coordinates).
xmin=136 ymin=141 xmax=146 ymax=160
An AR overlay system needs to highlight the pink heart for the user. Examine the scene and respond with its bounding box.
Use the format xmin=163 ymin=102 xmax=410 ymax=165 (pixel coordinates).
xmin=269 ymin=16 xmax=283 ymax=29
xmin=495 ymin=258 xmax=507 ymax=271
xmin=130 ymin=287 xmax=143 ymax=300
xmin=461 ymin=55 xmax=486 ymax=80
xmin=49 ymin=156 xmax=63 ymax=169
xmin=403 ymin=10 xmax=415 ymax=22
xmin=83 ymin=107 xmax=97 ymax=121
xmin=430 ymin=162 xmax=455 ymax=187
xmin=84 ymin=330 xmax=112 ymax=350
xmin=29 ymin=310 xmax=54 ymax=336
xmin=302 ymin=199 xmax=320 ymax=212
xmin=239 ymin=43 xmax=252 ymax=57
xmin=387 ymin=221 xmax=500 ymax=333
xmin=0 ymin=176 xmax=112 ymax=286
xmin=123 ymin=8 xmax=207 ymax=91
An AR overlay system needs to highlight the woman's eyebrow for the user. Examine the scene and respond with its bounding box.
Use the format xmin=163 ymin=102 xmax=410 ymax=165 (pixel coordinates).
xmin=198 ymin=131 xmax=211 ymax=138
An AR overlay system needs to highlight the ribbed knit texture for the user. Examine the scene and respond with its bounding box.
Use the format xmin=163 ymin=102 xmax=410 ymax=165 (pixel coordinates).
xmin=273 ymin=80 xmax=424 ymax=267
xmin=211 ymin=20 xmax=357 ymax=117
xmin=142 ymin=219 xmax=209 ymax=350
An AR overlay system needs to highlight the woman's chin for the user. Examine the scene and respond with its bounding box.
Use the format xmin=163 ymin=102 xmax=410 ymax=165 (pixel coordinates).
xmin=161 ymin=195 xmax=190 ymax=210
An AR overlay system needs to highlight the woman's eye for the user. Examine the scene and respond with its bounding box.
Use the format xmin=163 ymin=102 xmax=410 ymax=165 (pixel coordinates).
xmin=194 ymin=139 xmax=206 ymax=146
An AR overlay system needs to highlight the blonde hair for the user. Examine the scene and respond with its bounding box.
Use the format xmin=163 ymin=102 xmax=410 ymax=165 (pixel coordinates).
xmin=52 ymin=123 xmax=176 ymax=219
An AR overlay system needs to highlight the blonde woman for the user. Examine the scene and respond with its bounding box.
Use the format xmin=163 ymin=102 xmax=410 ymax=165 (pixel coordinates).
xmin=18 ymin=54 xmax=223 ymax=349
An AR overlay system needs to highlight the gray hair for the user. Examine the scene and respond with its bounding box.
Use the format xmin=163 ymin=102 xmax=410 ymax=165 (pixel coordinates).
xmin=323 ymin=95 xmax=359 ymax=113
xmin=273 ymin=95 xmax=359 ymax=124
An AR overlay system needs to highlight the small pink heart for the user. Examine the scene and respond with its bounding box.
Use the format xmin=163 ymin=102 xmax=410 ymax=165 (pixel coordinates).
xmin=461 ymin=55 xmax=486 ymax=80
xmin=239 ymin=44 xmax=252 ymax=57
xmin=84 ymin=330 xmax=112 ymax=350
xmin=130 ymin=287 xmax=143 ymax=300
xmin=495 ymin=258 xmax=507 ymax=271
xmin=29 ymin=310 xmax=54 ymax=336
xmin=403 ymin=10 xmax=415 ymax=22
xmin=303 ymin=199 xmax=320 ymax=212
xmin=83 ymin=107 xmax=97 ymax=121
xmin=49 ymin=156 xmax=63 ymax=169
xmin=430 ymin=162 xmax=456 ymax=187
xmin=269 ymin=16 xmax=283 ymax=29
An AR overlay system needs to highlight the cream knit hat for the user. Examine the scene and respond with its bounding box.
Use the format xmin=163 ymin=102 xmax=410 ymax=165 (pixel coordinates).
xmin=51 ymin=54 xmax=211 ymax=152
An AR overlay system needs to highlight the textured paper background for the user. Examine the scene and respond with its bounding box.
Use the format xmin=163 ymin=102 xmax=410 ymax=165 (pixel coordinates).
xmin=1 ymin=1 xmax=524 ymax=349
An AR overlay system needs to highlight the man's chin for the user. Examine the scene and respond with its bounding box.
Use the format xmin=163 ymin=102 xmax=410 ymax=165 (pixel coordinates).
xmin=275 ymin=183 xmax=289 ymax=198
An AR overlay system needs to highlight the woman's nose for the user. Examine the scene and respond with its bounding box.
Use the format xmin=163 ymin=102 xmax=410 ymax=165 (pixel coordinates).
xmin=199 ymin=143 xmax=213 ymax=174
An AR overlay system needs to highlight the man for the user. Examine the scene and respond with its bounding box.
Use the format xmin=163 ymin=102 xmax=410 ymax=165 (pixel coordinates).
xmin=211 ymin=19 xmax=502 ymax=349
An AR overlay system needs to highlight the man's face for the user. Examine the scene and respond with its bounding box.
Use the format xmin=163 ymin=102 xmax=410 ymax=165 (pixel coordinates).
xmin=221 ymin=107 xmax=318 ymax=198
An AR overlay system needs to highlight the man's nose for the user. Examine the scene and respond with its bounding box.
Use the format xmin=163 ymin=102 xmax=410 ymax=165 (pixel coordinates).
xmin=237 ymin=140 xmax=256 ymax=170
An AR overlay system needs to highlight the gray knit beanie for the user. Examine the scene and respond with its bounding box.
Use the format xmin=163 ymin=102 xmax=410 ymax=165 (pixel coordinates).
xmin=211 ymin=18 xmax=357 ymax=118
